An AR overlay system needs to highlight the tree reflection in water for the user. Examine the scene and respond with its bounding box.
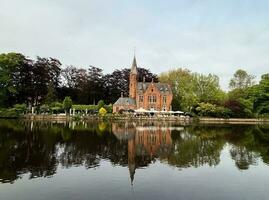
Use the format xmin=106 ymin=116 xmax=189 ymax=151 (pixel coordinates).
xmin=0 ymin=119 xmax=268 ymax=184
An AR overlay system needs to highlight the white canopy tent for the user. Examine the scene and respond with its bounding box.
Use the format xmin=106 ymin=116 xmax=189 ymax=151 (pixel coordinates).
xmin=134 ymin=108 xmax=184 ymax=115
xmin=134 ymin=108 xmax=148 ymax=113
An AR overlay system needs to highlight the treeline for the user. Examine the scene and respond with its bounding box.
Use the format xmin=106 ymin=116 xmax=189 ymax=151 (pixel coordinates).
xmin=0 ymin=52 xmax=268 ymax=118
xmin=160 ymin=69 xmax=269 ymax=117
xmin=0 ymin=52 xmax=157 ymax=107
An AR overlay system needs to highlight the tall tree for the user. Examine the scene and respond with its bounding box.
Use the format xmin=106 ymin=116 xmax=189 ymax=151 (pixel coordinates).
xmin=252 ymin=73 xmax=269 ymax=115
xmin=137 ymin=68 xmax=158 ymax=83
xmin=229 ymin=69 xmax=255 ymax=90
xmin=45 ymin=82 xmax=57 ymax=105
xmin=75 ymin=68 xmax=89 ymax=104
xmin=104 ymin=67 xmax=158 ymax=103
xmin=61 ymin=65 xmax=77 ymax=88
xmin=193 ymin=73 xmax=225 ymax=104
xmin=103 ymin=70 xmax=128 ymax=103
xmin=160 ymin=69 xmax=225 ymax=111
xmin=32 ymin=57 xmax=61 ymax=105
xmin=0 ymin=53 xmax=30 ymax=106
xmin=159 ymin=68 xmax=196 ymax=111
xmin=60 ymin=65 xmax=83 ymax=103
xmin=12 ymin=57 xmax=34 ymax=105
xmin=88 ymin=66 xmax=104 ymax=104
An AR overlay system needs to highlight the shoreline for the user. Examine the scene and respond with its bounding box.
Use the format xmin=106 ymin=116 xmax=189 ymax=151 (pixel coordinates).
xmin=7 ymin=114 xmax=268 ymax=124
xmin=198 ymin=117 xmax=269 ymax=124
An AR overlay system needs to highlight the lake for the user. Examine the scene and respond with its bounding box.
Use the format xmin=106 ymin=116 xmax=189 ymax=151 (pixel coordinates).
xmin=0 ymin=119 xmax=269 ymax=200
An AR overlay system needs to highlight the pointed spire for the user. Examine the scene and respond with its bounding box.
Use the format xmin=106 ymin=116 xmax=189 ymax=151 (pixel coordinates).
xmin=131 ymin=55 xmax=138 ymax=74
xmin=129 ymin=163 xmax=135 ymax=184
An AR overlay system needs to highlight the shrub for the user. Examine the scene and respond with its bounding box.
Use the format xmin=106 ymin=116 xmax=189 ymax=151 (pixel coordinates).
xmin=63 ymin=96 xmax=73 ymax=113
xmin=224 ymin=98 xmax=254 ymax=118
xmin=72 ymin=114 xmax=81 ymax=121
xmin=72 ymin=104 xmax=98 ymax=111
xmin=97 ymin=100 xmax=105 ymax=110
xmin=195 ymin=102 xmax=216 ymax=116
xmin=99 ymin=107 xmax=107 ymax=116
xmin=40 ymin=104 xmax=50 ymax=114
xmin=14 ymin=103 xmax=27 ymax=114
xmin=0 ymin=108 xmax=20 ymax=118
xmin=50 ymin=102 xmax=63 ymax=114
xmin=104 ymin=104 xmax=113 ymax=113
xmin=195 ymin=102 xmax=231 ymax=118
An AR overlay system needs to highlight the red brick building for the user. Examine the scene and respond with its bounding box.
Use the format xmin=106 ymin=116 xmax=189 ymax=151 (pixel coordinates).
xmin=113 ymin=56 xmax=173 ymax=113
xmin=112 ymin=122 xmax=173 ymax=183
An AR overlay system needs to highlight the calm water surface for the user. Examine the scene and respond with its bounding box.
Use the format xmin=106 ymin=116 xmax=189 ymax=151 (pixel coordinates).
xmin=0 ymin=119 xmax=269 ymax=200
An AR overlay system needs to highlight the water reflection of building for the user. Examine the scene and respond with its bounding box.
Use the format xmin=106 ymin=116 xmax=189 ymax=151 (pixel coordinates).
xmin=112 ymin=123 xmax=173 ymax=184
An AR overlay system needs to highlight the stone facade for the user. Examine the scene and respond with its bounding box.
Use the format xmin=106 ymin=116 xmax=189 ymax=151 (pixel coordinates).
xmin=113 ymin=56 xmax=173 ymax=112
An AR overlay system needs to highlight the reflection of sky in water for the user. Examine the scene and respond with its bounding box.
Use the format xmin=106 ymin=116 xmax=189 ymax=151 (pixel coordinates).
xmin=0 ymin=120 xmax=269 ymax=200
xmin=1 ymin=148 xmax=269 ymax=200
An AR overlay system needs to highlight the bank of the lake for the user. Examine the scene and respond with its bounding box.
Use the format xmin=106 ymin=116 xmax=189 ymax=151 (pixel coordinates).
xmin=198 ymin=117 xmax=269 ymax=124
xmin=19 ymin=114 xmax=269 ymax=124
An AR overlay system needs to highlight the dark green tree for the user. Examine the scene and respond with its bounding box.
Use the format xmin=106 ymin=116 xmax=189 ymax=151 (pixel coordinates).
xmin=32 ymin=57 xmax=61 ymax=105
xmin=252 ymin=74 xmax=269 ymax=116
xmin=63 ymin=96 xmax=73 ymax=113
xmin=45 ymin=82 xmax=57 ymax=105
xmin=88 ymin=66 xmax=104 ymax=105
xmin=0 ymin=53 xmax=29 ymax=106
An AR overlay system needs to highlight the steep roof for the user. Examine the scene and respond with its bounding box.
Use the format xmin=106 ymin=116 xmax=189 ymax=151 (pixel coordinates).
xmin=137 ymin=82 xmax=172 ymax=95
xmin=114 ymin=97 xmax=136 ymax=106
xmin=130 ymin=56 xmax=138 ymax=74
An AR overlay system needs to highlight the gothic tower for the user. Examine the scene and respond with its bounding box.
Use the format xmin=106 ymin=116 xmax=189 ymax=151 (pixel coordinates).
xmin=129 ymin=56 xmax=138 ymax=99
xmin=128 ymin=137 xmax=136 ymax=184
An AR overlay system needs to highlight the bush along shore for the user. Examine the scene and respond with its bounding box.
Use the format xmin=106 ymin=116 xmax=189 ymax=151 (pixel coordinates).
xmin=0 ymin=98 xmax=111 ymax=118
xmin=1 ymin=98 xmax=268 ymax=124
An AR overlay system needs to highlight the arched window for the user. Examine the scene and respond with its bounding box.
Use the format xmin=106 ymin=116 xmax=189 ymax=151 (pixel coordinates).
xmin=148 ymin=95 xmax=156 ymax=103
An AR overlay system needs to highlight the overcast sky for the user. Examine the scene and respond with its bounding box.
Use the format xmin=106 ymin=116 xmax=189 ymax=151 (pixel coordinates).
xmin=1 ymin=0 xmax=269 ymax=89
